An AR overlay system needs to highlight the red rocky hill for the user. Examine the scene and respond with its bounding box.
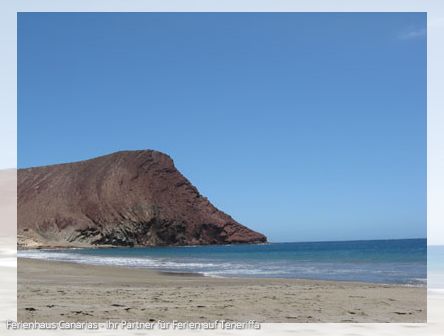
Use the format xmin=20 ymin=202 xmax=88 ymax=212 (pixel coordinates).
xmin=18 ymin=150 xmax=266 ymax=248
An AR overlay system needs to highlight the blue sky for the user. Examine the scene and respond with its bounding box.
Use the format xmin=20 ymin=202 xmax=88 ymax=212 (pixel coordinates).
xmin=18 ymin=13 xmax=426 ymax=242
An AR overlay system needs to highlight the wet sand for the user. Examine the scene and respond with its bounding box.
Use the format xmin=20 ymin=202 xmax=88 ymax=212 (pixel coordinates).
xmin=17 ymin=258 xmax=426 ymax=323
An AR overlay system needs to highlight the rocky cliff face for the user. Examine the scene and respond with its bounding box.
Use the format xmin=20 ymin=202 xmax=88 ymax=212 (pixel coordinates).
xmin=18 ymin=150 xmax=266 ymax=248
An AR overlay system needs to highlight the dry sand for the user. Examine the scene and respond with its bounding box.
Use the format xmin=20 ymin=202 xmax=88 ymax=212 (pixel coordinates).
xmin=17 ymin=258 xmax=426 ymax=323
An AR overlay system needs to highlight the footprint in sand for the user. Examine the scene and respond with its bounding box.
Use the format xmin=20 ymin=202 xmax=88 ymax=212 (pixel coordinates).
xmin=72 ymin=311 xmax=93 ymax=316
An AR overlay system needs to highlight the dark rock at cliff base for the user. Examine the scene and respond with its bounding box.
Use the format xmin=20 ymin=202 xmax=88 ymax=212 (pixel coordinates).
xmin=17 ymin=150 xmax=266 ymax=248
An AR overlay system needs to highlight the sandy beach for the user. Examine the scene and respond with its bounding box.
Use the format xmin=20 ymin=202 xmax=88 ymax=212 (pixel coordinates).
xmin=18 ymin=258 xmax=426 ymax=323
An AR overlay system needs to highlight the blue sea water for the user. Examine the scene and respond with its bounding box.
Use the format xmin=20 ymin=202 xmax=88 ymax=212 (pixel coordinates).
xmin=18 ymin=239 xmax=426 ymax=286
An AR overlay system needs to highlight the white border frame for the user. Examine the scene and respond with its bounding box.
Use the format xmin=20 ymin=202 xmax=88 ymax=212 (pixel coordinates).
xmin=1 ymin=1 xmax=443 ymax=335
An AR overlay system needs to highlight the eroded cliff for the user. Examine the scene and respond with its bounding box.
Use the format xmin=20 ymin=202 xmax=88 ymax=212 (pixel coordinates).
xmin=18 ymin=150 xmax=266 ymax=248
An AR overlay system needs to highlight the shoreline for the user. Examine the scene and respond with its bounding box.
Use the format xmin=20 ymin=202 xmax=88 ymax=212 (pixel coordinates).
xmin=17 ymin=241 xmax=272 ymax=251
xmin=18 ymin=257 xmax=427 ymax=322
xmin=17 ymin=256 xmax=426 ymax=287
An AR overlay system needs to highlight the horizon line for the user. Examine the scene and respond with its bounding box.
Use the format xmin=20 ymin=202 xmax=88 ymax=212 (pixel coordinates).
xmin=267 ymin=237 xmax=426 ymax=244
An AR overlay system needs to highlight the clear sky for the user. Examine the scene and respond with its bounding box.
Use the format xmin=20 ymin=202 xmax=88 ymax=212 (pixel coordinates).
xmin=18 ymin=13 xmax=426 ymax=243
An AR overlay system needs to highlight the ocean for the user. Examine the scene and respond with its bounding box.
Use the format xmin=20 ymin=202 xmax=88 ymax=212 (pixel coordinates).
xmin=18 ymin=238 xmax=426 ymax=286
